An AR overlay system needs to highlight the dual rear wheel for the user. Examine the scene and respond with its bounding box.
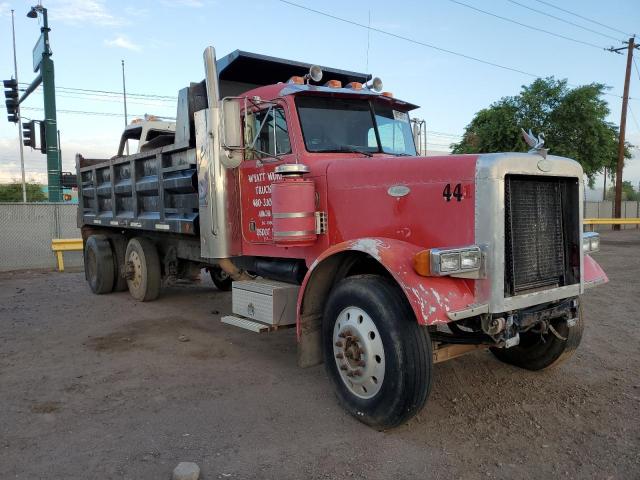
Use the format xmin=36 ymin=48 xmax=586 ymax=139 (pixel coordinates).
xmin=84 ymin=235 xmax=160 ymax=301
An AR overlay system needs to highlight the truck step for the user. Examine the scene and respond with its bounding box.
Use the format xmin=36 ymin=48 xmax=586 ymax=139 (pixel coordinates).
xmin=221 ymin=315 xmax=272 ymax=333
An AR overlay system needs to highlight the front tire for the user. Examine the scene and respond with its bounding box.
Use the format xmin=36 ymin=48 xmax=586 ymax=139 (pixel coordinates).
xmin=125 ymin=237 xmax=161 ymax=302
xmin=490 ymin=307 xmax=584 ymax=371
xmin=323 ymin=275 xmax=432 ymax=430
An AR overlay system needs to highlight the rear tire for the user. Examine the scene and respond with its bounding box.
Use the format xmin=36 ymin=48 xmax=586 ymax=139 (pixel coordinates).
xmin=84 ymin=235 xmax=115 ymax=294
xmin=209 ymin=266 xmax=232 ymax=291
xmin=490 ymin=306 xmax=584 ymax=371
xmin=125 ymin=237 xmax=161 ymax=302
xmin=323 ymin=275 xmax=432 ymax=430
xmin=110 ymin=235 xmax=129 ymax=292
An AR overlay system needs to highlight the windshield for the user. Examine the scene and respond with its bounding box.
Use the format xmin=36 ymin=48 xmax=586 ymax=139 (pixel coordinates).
xmin=296 ymin=96 xmax=417 ymax=156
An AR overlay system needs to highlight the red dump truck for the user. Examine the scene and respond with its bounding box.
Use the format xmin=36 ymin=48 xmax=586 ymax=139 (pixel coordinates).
xmin=76 ymin=47 xmax=608 ymax=429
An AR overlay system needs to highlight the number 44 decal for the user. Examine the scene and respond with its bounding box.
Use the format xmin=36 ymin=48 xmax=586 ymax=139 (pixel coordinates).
xmin=442 ymin=183 xmax=464 ymax=202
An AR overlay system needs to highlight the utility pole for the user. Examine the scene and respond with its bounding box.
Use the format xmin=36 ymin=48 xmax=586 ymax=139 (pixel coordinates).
xmin=608 ymin=37 xmax=639 ymax=230
xmin=121 ymin=59 xmax=129 ymax=155
xmin=11 ymin=9 xmax=27 ymax=202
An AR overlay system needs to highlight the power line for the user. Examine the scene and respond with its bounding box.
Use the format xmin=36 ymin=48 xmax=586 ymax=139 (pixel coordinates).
xmin=278 ymin=0 xmax=624 ymax=100
xmin=634 ymin=58 xmax=640 ymax=83
xmin=531 ymin=0 xmax=633 ymax=38
xmin=18 ymin=82 xmax=177 ymax=101
xmin=20 ymin=106 xmax=176 ymax=120
xmin=449 ymin=0 xmax=606 ymax=51
xmin=507 ymin=0 xmax=623 ymax=43
xmin=629 ymin=104 xmax=640 ymax=134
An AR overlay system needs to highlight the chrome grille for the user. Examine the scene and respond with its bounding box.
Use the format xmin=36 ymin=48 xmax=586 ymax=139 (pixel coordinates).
xmin=505 ymin=176 xmax=566 ymax=295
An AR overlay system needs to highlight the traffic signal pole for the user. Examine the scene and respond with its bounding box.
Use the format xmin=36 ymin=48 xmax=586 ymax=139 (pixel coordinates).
xmin=39 ymin=8 xmax=62 ymax=202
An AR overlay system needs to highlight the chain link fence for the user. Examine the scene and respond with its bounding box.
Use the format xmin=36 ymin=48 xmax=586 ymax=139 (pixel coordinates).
xmin=0 ymin=203 xmax=82 ymax=272
xmin=0 ymin=201 xmax=638 ymax=272
xmin=584 ymin=201 xmax=640 ymax=231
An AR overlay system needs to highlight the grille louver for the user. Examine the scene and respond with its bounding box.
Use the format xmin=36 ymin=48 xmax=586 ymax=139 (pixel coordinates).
xmin=505 ymin=176 xmax=567 ymax=295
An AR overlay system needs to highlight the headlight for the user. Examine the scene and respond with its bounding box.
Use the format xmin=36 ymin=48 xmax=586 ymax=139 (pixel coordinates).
xmin=583 ymin=232 xmax=600 ymax=253
xmin=413 ymin=246 xmax=482 ymax=277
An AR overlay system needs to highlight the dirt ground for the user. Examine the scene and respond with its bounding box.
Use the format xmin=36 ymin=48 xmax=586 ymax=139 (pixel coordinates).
xmin=1 ymin=230 xmax=639 ymax=480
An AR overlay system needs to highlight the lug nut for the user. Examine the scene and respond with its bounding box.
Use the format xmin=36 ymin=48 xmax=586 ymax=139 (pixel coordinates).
xmin=338 ymin=332 xmax=346 ymax=338
xmin=356 ymin=360 xmax=366 ymax=367
xmin=339 ymin=364 xmax=348 ymax=371
xmin=335 ymin=341 xmax=343 ymax=348
xmin=335 ymin=352 xmax=344 ymax=359
xmin=353 ymin=369 xmax=362 ymax=377
xmin=345 ymin=351 xmax=354 ymax=359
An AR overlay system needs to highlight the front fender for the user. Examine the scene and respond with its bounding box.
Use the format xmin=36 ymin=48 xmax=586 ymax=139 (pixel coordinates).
xmin=584 ymin=254 xmax=608 ymax=288
xmin=298 ymin=237 xmax=476 ymax=328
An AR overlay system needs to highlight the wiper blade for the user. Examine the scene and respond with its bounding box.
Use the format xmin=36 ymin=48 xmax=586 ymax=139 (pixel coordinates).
xmin=315 ymin=147 xmax=374 ymax=157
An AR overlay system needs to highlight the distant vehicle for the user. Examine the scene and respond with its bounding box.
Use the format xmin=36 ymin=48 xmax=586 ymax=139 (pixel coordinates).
xmin=76 ymin=46 xmax=608 ymax=429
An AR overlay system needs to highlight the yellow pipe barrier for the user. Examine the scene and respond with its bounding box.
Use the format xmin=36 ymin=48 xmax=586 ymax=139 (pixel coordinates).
xmin=51 ymin=238 xmax=83 ymax=272
xmin=584 ymin=218 xmax=640 ymax=231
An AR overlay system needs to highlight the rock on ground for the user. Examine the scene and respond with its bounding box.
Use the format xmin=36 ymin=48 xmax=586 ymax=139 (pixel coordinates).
xmin=172 ymin=462 xmax=200 ymax=480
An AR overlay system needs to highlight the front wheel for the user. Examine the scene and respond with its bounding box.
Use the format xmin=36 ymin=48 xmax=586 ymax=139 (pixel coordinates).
xmin=323 ymin=275 xmax=432 ymax=430
xmin=490 ymin=306 xmax=584 ymax=371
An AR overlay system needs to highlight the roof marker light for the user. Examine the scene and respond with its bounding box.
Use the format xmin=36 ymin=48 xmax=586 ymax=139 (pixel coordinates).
xmin=324 ymin=80 xmax=342 ymax=88
xmin=365 ymin=77 xmax=383 ymax=92
xmin=288 ymin=76 xmax=305 ymax=85
xmin=345 ymin=82 xmax=363 ymax=90
xmin=382 ymin=91 xmax=394 ymax=98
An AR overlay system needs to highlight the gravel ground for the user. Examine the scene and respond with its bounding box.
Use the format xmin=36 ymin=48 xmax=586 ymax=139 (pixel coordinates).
xmin=1 ymin=230 xmax=639 ymax=479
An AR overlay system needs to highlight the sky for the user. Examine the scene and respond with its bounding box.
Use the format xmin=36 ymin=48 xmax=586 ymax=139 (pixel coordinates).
xmin=1 ymin=0 xmax=639 ymax=197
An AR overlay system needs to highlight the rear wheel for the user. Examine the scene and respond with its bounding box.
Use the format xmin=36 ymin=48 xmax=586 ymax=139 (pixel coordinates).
xmin=125 ymin=237 xmax=161 ymax=302
xmin=209 ymin=266 xmax=232 ymax=291
xmin=323 ymin=275 xmax=432 ymax=430
xmin=110 ymin=235 xmax=129 ymax=292
xmin=490 ymin=307 xmax=583 ymax=370
xmin=84 ymin=235 xmax=115 ymax=294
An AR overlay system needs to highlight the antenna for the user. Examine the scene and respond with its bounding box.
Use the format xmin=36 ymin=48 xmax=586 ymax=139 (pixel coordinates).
xmin=365 ymin=9 xmax=371 ymax=73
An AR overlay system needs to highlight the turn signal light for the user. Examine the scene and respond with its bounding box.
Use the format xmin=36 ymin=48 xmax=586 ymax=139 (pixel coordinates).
xmin=413 ymin=249 xmax=431 ymax=276
xmin=324 ymin=79 xmax=342 ymax=88
xmin=381 ymin=91 xmax=394 ymax=98
xmin=288 ymin=76 xmax=305 ymax=85
xmin=345 ymin=82 xmax=363 ymax=90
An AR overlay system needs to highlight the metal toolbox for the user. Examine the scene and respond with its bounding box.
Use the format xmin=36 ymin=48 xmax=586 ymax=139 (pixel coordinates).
xmin=231 ymin=279 xmax=299 ymax=326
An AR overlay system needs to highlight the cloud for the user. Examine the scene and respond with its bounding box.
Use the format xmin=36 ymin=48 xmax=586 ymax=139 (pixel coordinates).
xmin=49 ymin=0 xmax=125 ymax=27
xmin=0 ymin=2 xmax=10 ymax=17
xmin=161 ymin=0 xmax=205 ymax=7
xmin=104 ymin=35 xmax=142 ymax=52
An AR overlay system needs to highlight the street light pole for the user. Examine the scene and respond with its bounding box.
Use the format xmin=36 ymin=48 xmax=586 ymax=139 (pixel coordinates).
xmin=121 ymin=59 xmax=129 ymax=155
xmin=27 ymin=4 xmax=61 ymax=202
xmin=11 ymin=9 xmax=27 ymax=202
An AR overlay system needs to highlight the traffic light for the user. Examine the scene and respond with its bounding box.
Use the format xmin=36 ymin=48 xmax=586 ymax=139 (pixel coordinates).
xmin=3 ymin=79 xmax=19 ymax=123
xmin=22 ymin=121 xmax=36 ymax=148
xmin=39 ymin=120 xmax=46 ymax=153
xmin=61 ymin=172 xmax=77 ymax=189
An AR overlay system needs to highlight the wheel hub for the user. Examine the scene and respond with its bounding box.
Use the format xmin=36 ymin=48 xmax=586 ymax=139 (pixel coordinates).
xmin=333 ymin=306 xmax=385 ymax=399
xmin=127 ymin=251 xmax=142 ymax=289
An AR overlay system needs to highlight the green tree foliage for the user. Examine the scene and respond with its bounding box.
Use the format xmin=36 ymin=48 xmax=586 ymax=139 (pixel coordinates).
xmin=451 ymin=77 xmax=631 ymax=186
xmin=0 ymin=181 xmax=47 ymax=202
xmin=605 ymin=180 xmax=639 ymax=201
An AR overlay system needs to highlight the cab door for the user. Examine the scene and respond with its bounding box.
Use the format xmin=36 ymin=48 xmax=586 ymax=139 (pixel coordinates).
xmin=238 ymin=104 xmax=295 ymax=244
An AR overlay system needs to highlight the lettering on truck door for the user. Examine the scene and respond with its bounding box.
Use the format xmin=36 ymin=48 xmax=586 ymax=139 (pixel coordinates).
xmin=239 ymin=105 xmax=294 ymax=244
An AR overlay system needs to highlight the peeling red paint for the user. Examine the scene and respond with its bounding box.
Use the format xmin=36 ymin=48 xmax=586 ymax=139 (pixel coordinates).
xmin=297 ymin=237 xmax=476 ymax=335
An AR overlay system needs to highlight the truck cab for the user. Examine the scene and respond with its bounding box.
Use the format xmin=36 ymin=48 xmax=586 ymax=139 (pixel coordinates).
xmin=116 ymin=117 xmax=176 ymax=156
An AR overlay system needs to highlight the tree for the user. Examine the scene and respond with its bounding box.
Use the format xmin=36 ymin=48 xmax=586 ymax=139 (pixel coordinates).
xmin=605 ymin=180 xmax=639 ymax=202
xmin=451 ymin=77 xmax=632 ymax=186
xmin=0 ymin=181 xmax=47 ymax=202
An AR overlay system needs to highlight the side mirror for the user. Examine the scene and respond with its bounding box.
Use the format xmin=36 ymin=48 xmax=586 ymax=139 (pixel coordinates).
xmin=220 ymin=98 xmax=243 ymax=168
